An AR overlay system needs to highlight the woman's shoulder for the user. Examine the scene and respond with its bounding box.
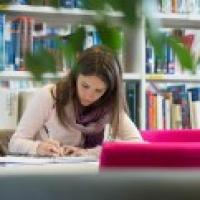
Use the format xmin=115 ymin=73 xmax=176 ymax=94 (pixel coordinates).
xmin=33 ymin=84 xmax=56 ymax=104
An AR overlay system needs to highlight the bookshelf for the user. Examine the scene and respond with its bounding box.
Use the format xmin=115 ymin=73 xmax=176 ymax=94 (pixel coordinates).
xmin=1 ymin=5 xmax=123 ymax=27
xmin=0 ymin=4 xmax=145 ymax=132
xmin=1 ymin=3 xmax=200 ymax=132
xmin=144 ymin=4 xmax=200 ymax=130
xmin=0 ymin=71 xmax=66 ymax=80
xmin=146 ymin=74 xmax=200 ymax=82
xmin=154 ymin=13 xmax=200 ymax=29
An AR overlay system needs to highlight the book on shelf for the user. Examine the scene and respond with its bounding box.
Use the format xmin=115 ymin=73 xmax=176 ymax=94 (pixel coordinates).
xmin=163 ymin=92 xmax=172 ymax=129
xmin=145 ymin=30 xmax=176 ymax=75
xmin=156 ymin=0 xmax=200 ymax=14
xmin=145 ymin=40 xmax=155 ymax=74
xmin=125 ymin=81 xmax=140 ymax=127
xmin=0 ymin=14 xmax=6 ymax=72
xmin=167 ymin=84 xmax=191 ymax=129
xmin=10 ymin=16 xmax=34 ymax=71
xmin=12 ymin=0 xmax=85 ymax=8
xmin=146 ymin=90 xmax=165 ymax=130
xmin=188 ymin=87 xmax=200 ymax=128
xmin=146 ymin=84 xmax=194 ymax=130
xmin=0 ymin=12 xmax=103 ymax=73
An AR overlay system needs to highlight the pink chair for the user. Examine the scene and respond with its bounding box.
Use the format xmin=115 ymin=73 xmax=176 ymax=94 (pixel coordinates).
xmin=142 ymin=129 xmax=200 ymax=142
xmin=100 ymin=129 xmax=200 ymax=169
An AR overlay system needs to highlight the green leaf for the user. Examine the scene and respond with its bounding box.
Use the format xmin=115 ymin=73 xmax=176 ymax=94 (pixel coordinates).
xmin=81 ymin=0 xmax=106 ymax=10
xmin=25 ymin=49 xmax=57 ymax=81
xmin=107 ymin=0 xmax=142 ymax=25
xmin=0 ymin=0 xmax=12 ymax=5
xmin=146 ymin=18 xmax=196 ymax=73
xmin=58 ymin=26 xmax=86 ymax=69
xmin=28 ymin=0 xmax=43 ymax=5
xmin=82 ymin=0 xmax=142 ymax=26
xmin=95 ymin=22 xmax=122 ymax=52
xmin=146 ymin=19 xmax=167 ymax=61
xmin=167 ymin=36 xmax=196 ymax=72
xmin=48 ymin=0 xmax=60 ymax=8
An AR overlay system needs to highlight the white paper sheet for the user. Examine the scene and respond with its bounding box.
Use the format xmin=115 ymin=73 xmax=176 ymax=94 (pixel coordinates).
xmin=0 ymin=155 xmax=97 ymax=165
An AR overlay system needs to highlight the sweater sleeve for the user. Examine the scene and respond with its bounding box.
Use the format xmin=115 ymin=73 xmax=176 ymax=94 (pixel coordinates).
xmin=117 ymin=111 xmax=143 ymax=142
xmin=8 ymin=86 xmax=54 ymax=155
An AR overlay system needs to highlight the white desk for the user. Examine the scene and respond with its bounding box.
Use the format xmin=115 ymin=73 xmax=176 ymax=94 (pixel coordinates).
xmin=0 ymin=162 xmax=99 ymax=175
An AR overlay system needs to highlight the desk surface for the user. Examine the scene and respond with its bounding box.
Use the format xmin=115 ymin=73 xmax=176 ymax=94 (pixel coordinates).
xmin=0 ymin=162 xmax=99 ymax=175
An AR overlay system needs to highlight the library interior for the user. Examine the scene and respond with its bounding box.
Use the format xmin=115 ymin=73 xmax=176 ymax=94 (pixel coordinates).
xmin=1 ymin=0 xmax=200 ymax=199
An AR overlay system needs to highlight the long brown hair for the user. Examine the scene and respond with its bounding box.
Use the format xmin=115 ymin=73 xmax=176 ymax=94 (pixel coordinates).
xmin=55 ymin=45 xmax=128 ymax=138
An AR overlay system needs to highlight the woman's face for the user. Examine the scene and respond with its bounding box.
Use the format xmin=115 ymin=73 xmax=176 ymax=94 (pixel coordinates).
xmin=76 ymin=74 xmax=107 ymax=106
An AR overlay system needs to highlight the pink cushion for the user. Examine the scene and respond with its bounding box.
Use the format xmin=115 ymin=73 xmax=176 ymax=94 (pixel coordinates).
xmin=142 ymin=129 xmax=200 ymax=142
xmin=100 ymin=141 xmax=200 ymax=168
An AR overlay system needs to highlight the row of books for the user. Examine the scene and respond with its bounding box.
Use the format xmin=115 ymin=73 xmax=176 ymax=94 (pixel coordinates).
xmin=146 ymin=39 xmax=175 ymax=74
xmin=2 ymin=82 xmax=200 ymax=131
xmin=0 ymin=80 xmax=140 ymax=130
xmin=0 ymin=14 xmax=101 ymax=72
xmin=146 ymin=84 xmax=200 ymax=130
xmin=11 ymin=0 xmax=84 ymax=8
xmin=156 ymin=0 xmax=200 ymax=14
xmin=146 ymin=28 xmax=200 ymax=74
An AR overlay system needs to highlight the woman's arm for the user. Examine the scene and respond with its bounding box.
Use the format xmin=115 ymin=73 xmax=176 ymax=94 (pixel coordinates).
xmin=117 ymin=111 xmax=143 ymax=142
xmin=62 ymin=145 xmax=101 ymax=158
xmin=8 ymin=86 xmax=54 ymax=155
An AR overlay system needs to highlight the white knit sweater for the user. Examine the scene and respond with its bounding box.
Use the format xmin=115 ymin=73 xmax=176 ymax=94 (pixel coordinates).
xmin=8 ymin=84 xmax=143 ymax=155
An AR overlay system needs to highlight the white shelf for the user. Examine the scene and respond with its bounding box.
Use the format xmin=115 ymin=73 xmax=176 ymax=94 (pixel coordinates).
xmin=1 ymin=5 xmax=123 ymax=27
xmin=123 ymin=73 xmax=141 ymax=80
xmin=0 ymin=71 xmax=66 ymax=80
xmin=146 ymin=74 xmax=200 ymax=82
xmin=0 ymin=71 xmax=143 ymax=81
xmin=154 ymin=13 xmax=200 ymax=29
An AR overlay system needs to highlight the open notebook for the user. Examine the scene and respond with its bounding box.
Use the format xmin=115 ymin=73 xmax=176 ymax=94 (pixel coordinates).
xmin=0 ymin=155 xmax=97 ymax=165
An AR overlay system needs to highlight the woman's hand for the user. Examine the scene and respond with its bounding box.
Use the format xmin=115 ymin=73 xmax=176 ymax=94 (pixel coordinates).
xmin=36 ymin=139 xmax=62 ymax=156
xmin=62 ymin=145 xmax=88 ymax=156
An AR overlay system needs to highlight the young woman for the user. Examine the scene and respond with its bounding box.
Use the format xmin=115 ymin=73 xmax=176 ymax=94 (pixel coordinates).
xmin=8 ymin=45 xmax=143 ymax=157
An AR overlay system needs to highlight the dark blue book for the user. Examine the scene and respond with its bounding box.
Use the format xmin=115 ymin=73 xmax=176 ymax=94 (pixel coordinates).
xmin=188 ymin=87 xmax=200 ymax=101
xmin=0 ymin=14 xmax=5 ymax=71
xmin=5 ymin=40 xmax=14 ymax=71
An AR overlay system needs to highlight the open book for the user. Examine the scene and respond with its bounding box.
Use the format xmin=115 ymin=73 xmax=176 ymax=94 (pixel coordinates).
xmin=0 ymin=155 xmax=97 ymax=165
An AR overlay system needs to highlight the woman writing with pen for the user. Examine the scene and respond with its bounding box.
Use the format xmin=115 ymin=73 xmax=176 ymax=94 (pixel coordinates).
xmin=8 ymin=45 xmax=143 ymax=157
